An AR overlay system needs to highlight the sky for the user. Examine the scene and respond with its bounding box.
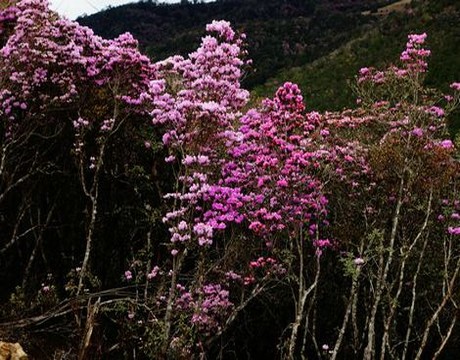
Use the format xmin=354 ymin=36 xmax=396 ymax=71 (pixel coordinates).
xmin=49 ymin=0 xmax=200 ymax=20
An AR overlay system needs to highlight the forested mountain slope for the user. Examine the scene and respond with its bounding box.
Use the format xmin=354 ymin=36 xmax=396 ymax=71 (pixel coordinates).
xmin=79 ymin=0 xmax=460 ymax=110
xmin=79 ymin=0 xmax=394 ymax=88
xmin=80 ymin=0 xmax=459 ymax=112
xmin=253 ymin=0 xmax=460 ymax=111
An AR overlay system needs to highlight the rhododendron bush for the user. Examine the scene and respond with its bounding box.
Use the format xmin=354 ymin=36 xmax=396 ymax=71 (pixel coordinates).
xmin=0 ymin=1 xmax=459 ymax=359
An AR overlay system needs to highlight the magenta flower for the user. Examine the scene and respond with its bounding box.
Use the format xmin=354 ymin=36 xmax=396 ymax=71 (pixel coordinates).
xmin=448 ymin=227 xmax=460 ymax=235
xmin=124 ymin=270 xmax=133 ymax=281
xmin=276 ymin=179 xmax=288 ymax=187
xmin=450 ymin=82 xmax=460 ymax=91
xmin=427 ymin=106 xmax=445 ymax=118
xmin=147 ymin=266 xmax=160 ymax=280
xmin=440 ymin=140 xmax=454 ymax=149
xmin=451 ymin=213 xmax=460 ymax=220
xmin=411 ymin=127 xmax=423 ymax=137
xmin=408 ymin=33 xmax=427 ymax=44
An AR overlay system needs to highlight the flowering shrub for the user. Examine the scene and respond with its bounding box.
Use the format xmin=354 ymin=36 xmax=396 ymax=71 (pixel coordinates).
xmin=313 ymin=32 xmax=460 ymax=360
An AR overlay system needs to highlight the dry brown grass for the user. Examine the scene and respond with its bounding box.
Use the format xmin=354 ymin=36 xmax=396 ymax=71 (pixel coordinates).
xmin=362 ymin=0 xmax=412 ymax=16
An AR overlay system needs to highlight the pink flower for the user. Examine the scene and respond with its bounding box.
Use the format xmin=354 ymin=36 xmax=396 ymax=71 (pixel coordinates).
xmin=359 ymin=67 xmax=370 ymax=76
xmin=314 ymin=239 xmax=331 ymax=248
xmin=171 ymin=249 xmax=179 ymax=256
xmin=178 ymin=221 xmax=188 ymax=231
xmin=197 ymin=155 xmax=210 ymax=165
xmin=440 ymin=140 xmax=454 ymax=149
xmin=147 ymin=266 xmax=160 ymax=280
xmin=448 ymin=227 xmax=460 ymax=235
xmin=408 ymin=33 xmax=427 ymax=44
xmin=354 ymin=257 xmax=365 ymax=266
xmin=427 ymin=106 xmax=444 ymax=118
xmin=225 ymin=271 xmax=241 ymax=281
xmin=206 ymin=20 xmax=235 ymax=41
xmin=124 ymin=270 xmax=133 ymax=281
xmin=450 ymin=82 xmax=460 ymax=91
xmin=451 ymin=213 xmax=460 ymax=220
xmin=411 ymin=128 xmax=423 ymax=137
xmin=198 ymin=237 xmax=212 ymax=246
xmin=243 ymin=276 xmax=255 ymax=285
xmin=182 ymin=155 xmax=196 ymax=165
xmin=277 ymin=179 xmax=288 ymax=187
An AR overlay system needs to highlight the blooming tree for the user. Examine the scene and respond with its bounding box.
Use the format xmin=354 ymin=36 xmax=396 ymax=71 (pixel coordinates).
xmin=1 ymin=1 xmax=164 ymax=356
xmin=315 ymin=33 xmax=460 ymax=360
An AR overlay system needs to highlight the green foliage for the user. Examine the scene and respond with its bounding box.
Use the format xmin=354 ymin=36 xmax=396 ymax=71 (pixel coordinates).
xmin=254 ymin=1 xmax=460 ymax=112
xmin=79 ymin=0 xmax=459 ymax=114
xmin=78 ymin=0 xmax=382 ymax=89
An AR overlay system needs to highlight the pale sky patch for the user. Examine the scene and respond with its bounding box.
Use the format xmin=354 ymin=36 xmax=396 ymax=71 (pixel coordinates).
xmin=49 ymin=0 xmax=200 ymax=20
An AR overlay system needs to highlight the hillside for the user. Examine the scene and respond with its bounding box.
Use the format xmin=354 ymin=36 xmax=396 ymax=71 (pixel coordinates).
xmin=253 ymin=0 xmax=460 ymax=112
xmin=79 ymin=0 xmax=460 ymax=112
xmin=78 ymin=0 xmax=394 ymax=88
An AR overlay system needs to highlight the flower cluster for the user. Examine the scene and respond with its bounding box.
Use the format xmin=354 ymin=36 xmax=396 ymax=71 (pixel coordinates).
xmin=1 ymin=0 xmax=158 ymax=144
xmin=175 ymin=283 xmax=233 ymax=335
xmin=400 ymin=33 xmax=431 ymax=73
xmin=0 ymin=1 xmax=19 ymax=38
xmin=358 ymin=33 xmax=431 ymax=87
xmin=153 ymin=20 xmax=250 ymax=250
xmin=224 ymin=82 xmax=329 ymax=242
xmin=248 ymin=256 xmax=286 ymax=277
xmin=438 ymin=198 xmax=460 ymax=236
